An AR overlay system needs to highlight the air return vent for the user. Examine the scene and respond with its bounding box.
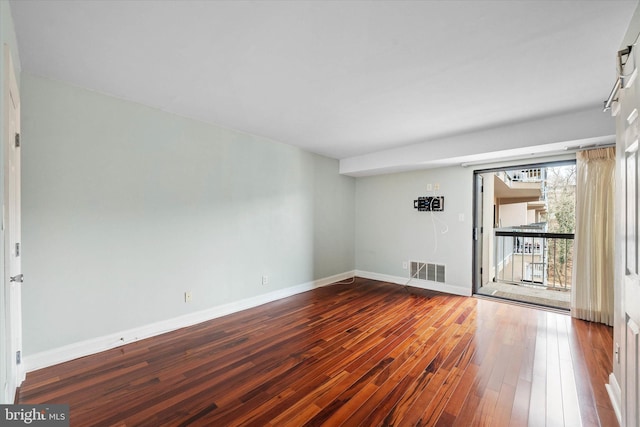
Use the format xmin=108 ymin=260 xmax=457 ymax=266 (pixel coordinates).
xmin=410 ymin=261 xmax=445 ymax=283
xmin=410 ymin=261 xmax=427 ymax=280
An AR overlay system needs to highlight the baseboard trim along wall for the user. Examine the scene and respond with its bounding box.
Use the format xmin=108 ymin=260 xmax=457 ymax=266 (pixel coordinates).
xmin=355 ymin=270 xmax=472 ymax=297
xmin=24 ymin=270 xmax=355 ymax=373
xmin=606 ymin=372 xmax=622 ymax=425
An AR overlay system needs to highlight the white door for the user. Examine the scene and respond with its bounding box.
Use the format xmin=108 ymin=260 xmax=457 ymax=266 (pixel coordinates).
xmin=1 ymin=45 xmax=22 ymax=404
xmin=620 ymin=49 xmax=640 ymax=427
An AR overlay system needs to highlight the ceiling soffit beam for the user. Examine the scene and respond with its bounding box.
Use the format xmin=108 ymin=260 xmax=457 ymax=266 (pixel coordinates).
xmin=340 ymin=108 xmax=614 ymax=177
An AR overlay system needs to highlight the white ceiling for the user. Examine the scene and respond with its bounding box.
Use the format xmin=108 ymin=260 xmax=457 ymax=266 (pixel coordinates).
xmin=9 ymin=0 xmax=639 ymax=166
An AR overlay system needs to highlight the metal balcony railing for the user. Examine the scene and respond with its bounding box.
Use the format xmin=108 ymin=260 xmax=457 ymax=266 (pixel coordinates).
xmin=496 ymin=168 xmax=548 ymax=206
xmin=494 ymin=229 xmax=574 ymax=290
xmin=504 ymin=168 xmax=546 ymax=183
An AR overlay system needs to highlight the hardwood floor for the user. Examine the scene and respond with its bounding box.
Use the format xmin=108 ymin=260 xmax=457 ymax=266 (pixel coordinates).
xmin=17 ymin=278 xmax=616 ymax=426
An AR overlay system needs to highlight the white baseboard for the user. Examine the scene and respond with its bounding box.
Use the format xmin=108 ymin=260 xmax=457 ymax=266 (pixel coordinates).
xmin=355 ymin=270 xmax=472 ymax=297
xmin=606 ymin=372 xmax=622 ymax=426
xmin=24 ymin=270 xmax=355 ymax=373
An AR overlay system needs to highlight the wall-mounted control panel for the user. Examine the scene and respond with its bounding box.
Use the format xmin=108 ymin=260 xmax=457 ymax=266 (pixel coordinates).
xmin=413 ymin=196 xmax=444 ymax=212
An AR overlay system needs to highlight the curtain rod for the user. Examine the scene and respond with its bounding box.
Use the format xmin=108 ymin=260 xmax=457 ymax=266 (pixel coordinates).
xmin=603 ymin=77 xmax=622 ymax=112
xmin=604 ymin=45 xmax=634 ymax=112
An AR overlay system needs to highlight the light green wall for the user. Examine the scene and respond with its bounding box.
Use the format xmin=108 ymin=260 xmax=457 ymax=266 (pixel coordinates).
xmin=21 ymin=74 xmax=355 ymax=354
xmin=355 ymin=167 xmax=474 ymax=290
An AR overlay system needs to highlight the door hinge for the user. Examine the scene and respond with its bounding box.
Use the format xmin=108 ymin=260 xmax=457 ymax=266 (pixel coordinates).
xmin=16 ymin=351 xmax=21 ymax=365
xmin=480 ymin=267 xmax=483 ymax=274
xmin=15 ymin=242 xmax=20 ymax=257
xmin=14 ymin=133 xmax=20 ymax=148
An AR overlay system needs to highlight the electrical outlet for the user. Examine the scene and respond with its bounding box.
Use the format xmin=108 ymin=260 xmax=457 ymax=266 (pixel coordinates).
xmin=262 ymin=275 xmax=269 ymax=286
xmin=184 ymin=291 xmax=192 ymax=303
xmin=402 ymin=261 xmax=408 ymax=269
xmin=434 ymin=183 xmax=440 ymax=190
xmin=426 ymin=183 xmax=432 ymax=191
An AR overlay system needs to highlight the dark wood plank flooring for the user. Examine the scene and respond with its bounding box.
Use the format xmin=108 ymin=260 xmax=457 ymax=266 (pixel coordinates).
xmin=17 ymin=278 xmax=616 ymax=426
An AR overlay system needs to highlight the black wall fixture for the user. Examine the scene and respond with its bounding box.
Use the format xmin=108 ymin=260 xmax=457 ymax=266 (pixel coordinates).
xmin=413 ymin=196 xmax=444 ymax=212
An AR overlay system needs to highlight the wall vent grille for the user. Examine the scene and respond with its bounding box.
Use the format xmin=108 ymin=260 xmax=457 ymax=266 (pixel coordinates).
xmin=410 ymin=261 xmax=445 ymax=283
xmin=427 ymin=263 xmax=436 ymax=281
xmin=410 ymin=261 xmax=427 ymax=280
xmin=436 ymin=264 xmax=445 ymax=283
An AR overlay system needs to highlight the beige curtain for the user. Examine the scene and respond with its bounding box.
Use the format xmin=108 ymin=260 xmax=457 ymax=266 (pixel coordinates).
xmin=571 ymin=147 xmax=615 ymax=325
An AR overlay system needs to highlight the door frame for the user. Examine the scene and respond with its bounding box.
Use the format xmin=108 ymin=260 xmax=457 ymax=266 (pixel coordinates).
xmin=616 ymin=50 xmax=640 ymax=426
xmin=472 ymin=160 xmax=576 ymax=296
xmin=1 ymin=43 xmax=22 ymax=404
xmin=472 ymin=174 xmax=483 ymax=293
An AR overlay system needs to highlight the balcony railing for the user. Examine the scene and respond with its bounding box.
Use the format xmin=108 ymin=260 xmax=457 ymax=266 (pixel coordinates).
xmin=494 ymin=229 xmax=574 ymax=290
xmin=496 ymin=168 xmax=548 ymax=205
xmin=504 ymin=168 xmax=546 ymax=183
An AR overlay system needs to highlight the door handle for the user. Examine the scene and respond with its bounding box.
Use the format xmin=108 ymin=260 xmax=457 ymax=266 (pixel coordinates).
xmin=10 ymin=274 xmax=23 ymax=283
